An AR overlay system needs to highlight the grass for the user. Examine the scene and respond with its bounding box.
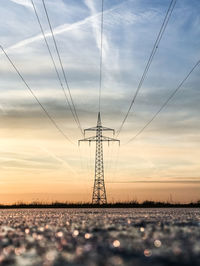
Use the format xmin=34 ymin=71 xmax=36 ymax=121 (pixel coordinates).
xmin=0 ymin=200 xmax=199 ymax=208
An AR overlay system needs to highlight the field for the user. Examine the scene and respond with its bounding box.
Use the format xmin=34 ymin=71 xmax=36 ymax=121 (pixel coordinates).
xmin=0 ymin=208 xmax=200 ymax=266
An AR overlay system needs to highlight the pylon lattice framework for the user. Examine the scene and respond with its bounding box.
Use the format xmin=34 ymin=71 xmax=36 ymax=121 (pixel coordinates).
xmin=79 ymin=112 xmax=120 ymax=204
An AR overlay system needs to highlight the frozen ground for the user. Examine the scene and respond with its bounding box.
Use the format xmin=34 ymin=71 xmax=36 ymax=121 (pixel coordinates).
xmin=0 ymin=208 xmax=200 ymax=266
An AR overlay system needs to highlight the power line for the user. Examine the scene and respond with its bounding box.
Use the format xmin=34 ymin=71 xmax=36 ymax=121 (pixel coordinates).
xmin=41 ymin=0 xmax=83 ymax=135
xmin=31 ymin=0 xmax=83 ymax=136
xmin=116 ymin=0 xmax=177 ymax=137
xmin=126 ymin=59 xmax=200 ymax=144
xmin=0 ymin=45 xmax=74 ymax=144
xmin=99 ymin=0 xmax=104 ymax=112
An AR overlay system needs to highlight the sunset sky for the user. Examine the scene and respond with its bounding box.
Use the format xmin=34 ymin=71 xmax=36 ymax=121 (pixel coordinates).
xmin=0 ymin=0 xmax=200 ymax=204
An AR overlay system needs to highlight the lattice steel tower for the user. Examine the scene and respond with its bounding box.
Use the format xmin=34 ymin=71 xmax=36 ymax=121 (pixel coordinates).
xmin=79 ymin=112 xmax=120 ymax=204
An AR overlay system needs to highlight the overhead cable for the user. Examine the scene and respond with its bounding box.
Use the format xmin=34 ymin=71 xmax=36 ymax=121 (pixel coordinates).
xmin=126 ymin=59 xmax=200 ymax=144
xmin=99 ymin=0 xmax=104 ymax=112
xmin=41 ymin=0 xmax=83 ymax=135
xmin=0 ymin=45 xmax=74 ymax=144
xmin=116 ymin=0 xmax=177 ymax=136
xmin=31 ymin=0 xmax=83 ymax=136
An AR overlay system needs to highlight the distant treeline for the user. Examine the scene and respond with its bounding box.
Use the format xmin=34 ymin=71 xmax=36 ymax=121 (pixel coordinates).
xmin=0 ymin=200 xmax=200 ymax=208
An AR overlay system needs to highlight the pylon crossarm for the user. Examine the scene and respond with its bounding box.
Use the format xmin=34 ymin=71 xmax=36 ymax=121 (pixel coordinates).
xmin=84 ymin=126 xmax=114 ymax=133
xmin=79 ymin=136 xmax=119 ymax=143
xmin=84 ymin=127 xmax=98 ymax=132
xmin=78 ymin=136 xmax=97 ymax=145
xmin=101 ymin=126 xmax=115 ymax=133
xmin=101 ymin=136 xmax=120 ymax=142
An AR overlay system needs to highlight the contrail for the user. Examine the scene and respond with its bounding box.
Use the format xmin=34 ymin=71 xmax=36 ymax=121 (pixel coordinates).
xmin=39 ymin=146 xmax=78 ymax=176
xmin=0 ymin=4 xmax=117 ymax=55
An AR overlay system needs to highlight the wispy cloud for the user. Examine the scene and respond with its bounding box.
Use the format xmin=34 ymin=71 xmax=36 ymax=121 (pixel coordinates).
xmin=9 ymin=0 xmax=33 ymax=10
xmin=84 ymin=0 xmax=109 ymax=56
xmin=2 ymin=15 xmax=97 ymax=53
xmin=2 ymin=2 xmax=119 ymax=54
xmin=107 ymin=180 xmax=200 ymax=184
xmin=39 ymin=146 xmax=78 ymax=176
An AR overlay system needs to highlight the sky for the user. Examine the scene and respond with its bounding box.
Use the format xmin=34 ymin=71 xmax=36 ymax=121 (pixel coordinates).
xmin=0 ymin=0 xmax=200 ymax=204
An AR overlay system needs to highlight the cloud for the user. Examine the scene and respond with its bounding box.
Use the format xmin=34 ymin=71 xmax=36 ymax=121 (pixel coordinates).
xmin=9 ymin=0 xmax=33 ymax=10
xmin=2 ymin=18 xmax=93 ymax=53
xmin=84 ymin=0 xmax=109 ymax=55
xmin=107 ymin=180 xmax=200 ymax=184
xmin=2 ymin=3 xmax=118 ymax=54
xmin=39 ymin=146 xmax=78 ymax=176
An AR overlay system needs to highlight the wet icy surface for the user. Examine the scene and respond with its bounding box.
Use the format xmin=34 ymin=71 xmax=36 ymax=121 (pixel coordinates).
xmin=0 ymin=208 xmax=200 ymax=266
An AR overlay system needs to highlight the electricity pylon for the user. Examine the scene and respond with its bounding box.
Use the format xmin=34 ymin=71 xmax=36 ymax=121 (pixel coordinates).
xmin=79 ymin=112 xmax=120 ymax=204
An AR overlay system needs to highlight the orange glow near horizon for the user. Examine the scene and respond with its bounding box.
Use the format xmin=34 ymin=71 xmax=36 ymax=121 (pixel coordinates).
xmin=1 ymin=0 xmax=200 ymax=205
xmin=0 ymin=127 xmax=200 ymax=204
